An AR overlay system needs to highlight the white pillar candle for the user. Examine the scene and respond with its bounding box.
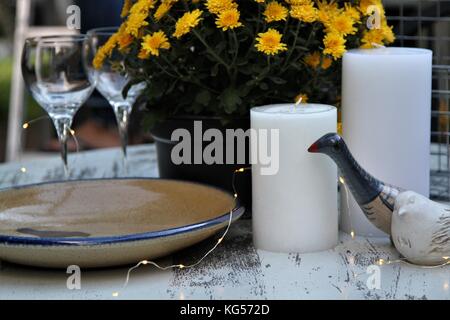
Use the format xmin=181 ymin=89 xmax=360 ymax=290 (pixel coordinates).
xmin=342 ymin=47 xmax=432 ymax=237
xmin=251 ymin=104 xmax=338 ymax=253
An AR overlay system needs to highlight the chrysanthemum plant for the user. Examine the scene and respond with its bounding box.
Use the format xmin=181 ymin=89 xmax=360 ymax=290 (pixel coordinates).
xmin=95 ymin=0 xmax=394 ymax=125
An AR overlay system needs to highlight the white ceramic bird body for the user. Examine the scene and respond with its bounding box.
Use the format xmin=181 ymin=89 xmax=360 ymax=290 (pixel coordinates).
xmin=309 ymin=133 xmax=450 ymax=266
xmin=392 ymin=191 xmax=450 ymax=266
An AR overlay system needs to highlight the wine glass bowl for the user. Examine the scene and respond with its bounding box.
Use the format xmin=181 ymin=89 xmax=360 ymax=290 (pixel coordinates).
xmin=85 ymin=27 xmax=146 ymax=161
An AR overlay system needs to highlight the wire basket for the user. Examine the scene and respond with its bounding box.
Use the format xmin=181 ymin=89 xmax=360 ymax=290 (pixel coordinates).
xmin=386 ymin=0 xmax=450 ymax=200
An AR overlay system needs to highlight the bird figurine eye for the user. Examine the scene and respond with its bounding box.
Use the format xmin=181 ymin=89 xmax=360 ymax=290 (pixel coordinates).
xmin=332 ymin=140 xmax=340 ymax=151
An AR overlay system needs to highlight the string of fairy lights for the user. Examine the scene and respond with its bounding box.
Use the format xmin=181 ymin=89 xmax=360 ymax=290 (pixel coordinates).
xmin=17 ymin=119 xmax=448 ymax=297
xmin=114 ymin=167 xmax=251 ymax=297
xmin=20 ymin=117 xmax=81 ymax=176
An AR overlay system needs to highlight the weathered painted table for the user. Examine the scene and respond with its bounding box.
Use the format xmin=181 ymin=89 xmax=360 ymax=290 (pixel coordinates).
xmin=0 ymin=145 xmax=448 ymax=300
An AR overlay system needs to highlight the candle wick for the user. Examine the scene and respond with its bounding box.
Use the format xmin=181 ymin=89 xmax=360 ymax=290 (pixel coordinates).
xmin=371 ymin=43 xmax=386 ymax=49
xmin=295 ymin=96 xmax=303 ymax=109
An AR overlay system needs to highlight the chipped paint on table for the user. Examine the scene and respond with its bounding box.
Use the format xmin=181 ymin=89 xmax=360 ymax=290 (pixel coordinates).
xmin=0 ymin=145 xmax=448 ymax=300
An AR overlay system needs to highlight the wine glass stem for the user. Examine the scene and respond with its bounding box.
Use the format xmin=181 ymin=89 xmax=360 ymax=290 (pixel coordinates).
xmin=52 ymin=117 xmax=72 ymax=177
xmin=113 ymin=104 xmax=131 ymax=161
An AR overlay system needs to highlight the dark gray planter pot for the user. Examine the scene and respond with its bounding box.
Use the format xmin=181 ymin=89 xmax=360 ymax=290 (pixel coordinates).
xmin=150 ymin=116 xmax=252 ymax=212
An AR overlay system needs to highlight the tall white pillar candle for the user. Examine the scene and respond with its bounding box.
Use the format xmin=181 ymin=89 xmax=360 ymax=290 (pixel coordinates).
xmin=251 ymin=104 xmax=338 ymax=253
xmin=342 ymin=47 xmax=432 ymax=237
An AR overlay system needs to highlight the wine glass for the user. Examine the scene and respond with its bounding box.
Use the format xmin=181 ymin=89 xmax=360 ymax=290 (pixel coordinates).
xmin=24 ymin=35 xmax=95 ymax=175
xmin=85 ymin=27 xmax=146 ymax=163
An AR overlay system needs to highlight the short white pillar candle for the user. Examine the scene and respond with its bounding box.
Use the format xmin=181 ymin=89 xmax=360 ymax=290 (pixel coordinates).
xmin=251 ymin=104 xmax=338 ymax=253
xmin=341 ymin=47 xmax=432 ymax=237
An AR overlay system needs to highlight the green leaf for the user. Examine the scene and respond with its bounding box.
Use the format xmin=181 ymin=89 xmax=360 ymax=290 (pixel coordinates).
xmin=220 ymin=87 xmax=242 ymax=114
xmin=215 ymin=42 xmax=226 ymax=54
xmin=239 ymin=85 xmax=253 ymax=97
xmin=211 ymin=63 xmax=220 ymax=77
xmin=195 ymin=90 xmax=211 ymax=106
xmin=259 ymin=82 xmax=269 ymax=90
xmin=269 ymin=77 xmax=287 ymax=85
xmin=148 ymin=79 xmax=166 ymax=99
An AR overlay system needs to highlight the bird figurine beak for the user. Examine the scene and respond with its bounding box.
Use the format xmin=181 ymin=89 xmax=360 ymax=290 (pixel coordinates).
xmin=307 ymin=142 xmax=319 ymax=153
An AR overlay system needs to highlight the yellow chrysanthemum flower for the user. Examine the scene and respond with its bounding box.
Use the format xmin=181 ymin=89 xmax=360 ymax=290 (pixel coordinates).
xmin=126 ymin=12 xmax=149 ymax=37
xmin=216 ymin=8 xmax=243 ymax=31
xmin=326 ymin=14 xmax=357 ymax=36
xmin=321 ymin=56 xmax=332 ymax=69
xmin=93 ymin=24 xmax=132 ymax=68
xmin=93 ymin=33 xmax=119 ymax=69
xmin=359 ymin=0 xmax=384 ymax=16
xmin=285 ymin=0 xmax=313 ymax=5
xmin=255 ymin=28 xmax=288 ymax=55
xmin=381 ymin=21 xmax=395 ymax=43
xmin=154 ymin=1 xmax=178 ymax=21
xmin=323 ymin=32 xmax=346 ymax=59
xmin=173 ymin=9 xmax=203 ymax=38
xmin=93 ymin=51 xmax=107 ymax=70
xmin=121 ymin=0 xmax=133 ymax=17
xmin=304 ymin=51 xmax=333 ymax=69
xmin=264 ymin=2 xmax=288 ymax=23
xmin=304 ymin=51 xmax=321 ymax=68
xmin=360 ymin=29 xmax=384 ymax=48
xmin=290 ymin=4 xmax=317 ymax=23
xmin=138 ymin=48 xmax=151 ymax=60
xmin=129 ymin=0 xmax=155 ymax=15
xmin=205 ymin=0 xmax=237 ymax=15
xmin=125 ymin=0 xmax=156 ymax=37
xmin=118 ymin=33 xmax=134 ymax=51
xmin=141 ymin=31 xmax=171 ymax=56
xmin=317 ymin=0 xmax=341 ymax=24
xmin=344 ymin=3 xmax=360 ymax=21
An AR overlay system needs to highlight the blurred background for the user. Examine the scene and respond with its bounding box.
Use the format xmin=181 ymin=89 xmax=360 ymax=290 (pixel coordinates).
xmin=0 ymin=0 xmax=449 ymax=197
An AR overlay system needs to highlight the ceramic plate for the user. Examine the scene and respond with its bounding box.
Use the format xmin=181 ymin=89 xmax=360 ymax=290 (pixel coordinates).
xmin=0 ymin=179 xmax=244 ymax=268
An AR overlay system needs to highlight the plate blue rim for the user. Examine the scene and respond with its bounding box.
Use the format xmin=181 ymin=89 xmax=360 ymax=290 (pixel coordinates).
xmin=0 ymin=178 xmax=245 ymax=247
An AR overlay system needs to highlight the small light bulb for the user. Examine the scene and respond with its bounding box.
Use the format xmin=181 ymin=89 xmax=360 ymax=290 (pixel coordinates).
xmin=20 ymin=167 xmax=27 ymax=173
xmin=22 ymin=123 xmax=29 ymax=129
xmin=179 ymin=264 xmax=185 ymax=269
xmin=217 ymin=237 xmax=224 ymax=244
xmin=70 ymin=129 xmax=75 ymax=135
xmin=238 ymin=168 xmax=245 ymax=173
xmin=339 ymin=177 xmax=345 ymax=184
xmin=112 ymin=292 xmax=119 ymax=297
xmin=234 ymin=193 xmax=238 ymax=198
xmin=378 ymin=259 xmax=385 ymax=266
xmin=142 ymin=260 xmax=148 ymax=265
xmin=350 ymin=231 xmax=355 ymax=239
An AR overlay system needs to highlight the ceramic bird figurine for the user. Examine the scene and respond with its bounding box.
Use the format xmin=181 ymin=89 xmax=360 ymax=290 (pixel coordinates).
xmin=392 ymin=191 xmax=450 ymax=266
xmin=308 ymin=133 xmax=401 ymax=235
xmin=309 ymin=133 xmax=450 ymax=266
